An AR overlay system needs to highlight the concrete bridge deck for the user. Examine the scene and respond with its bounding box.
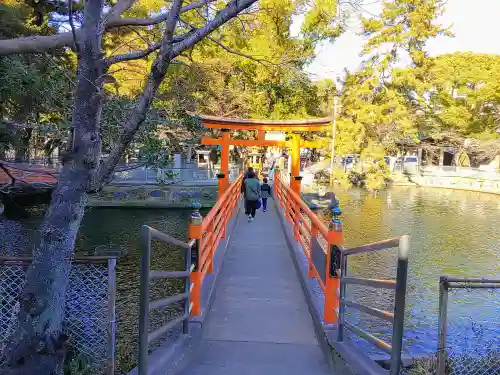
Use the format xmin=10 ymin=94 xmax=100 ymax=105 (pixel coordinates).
xmin=136 ymin=173 xmax=408 ymax=375
xmin=176 ymin=199 xmax=332 ymax=375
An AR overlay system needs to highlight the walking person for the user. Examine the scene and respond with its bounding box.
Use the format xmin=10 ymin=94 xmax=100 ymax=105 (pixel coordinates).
xmin=260 ymin=177 xmax=272 ymax=212
xmin=241 ymin=166 xmax=254 ymax=214
xmin=268 ymin=159 xmax=276 ymax=180
xmin=244 ymin=171 xmax=260 ymax=222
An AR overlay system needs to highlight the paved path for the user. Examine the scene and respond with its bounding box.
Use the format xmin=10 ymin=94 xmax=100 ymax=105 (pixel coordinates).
xmin=178 ymin=199 xmax=333 ymax=375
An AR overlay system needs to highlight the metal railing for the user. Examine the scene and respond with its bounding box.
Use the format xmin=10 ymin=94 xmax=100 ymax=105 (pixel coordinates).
xmin=138 ymin=226 xmax=196 ymax=375
xmin=0 ymin=256 xmax=116 ymax=375
xmin=274 ymin=172 xmax=342 ymax=323
xmin=437 ymin=277 xmax=500 ymax=375
xmin=337 ymin=236 xmax=409 ymax=375
xmin=137 ymin=173 xmax=243 ymax=374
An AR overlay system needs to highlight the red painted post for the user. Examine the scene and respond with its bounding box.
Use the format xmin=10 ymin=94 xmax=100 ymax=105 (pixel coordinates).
xmin=220 ymin=130 xmax=230 ymax=193
xmin=324 ymin=197 xmax=343 ymax=324
xmin=188 ymin=206 xmax=203 ymax=316
xmin=217 ymin=173 xmax=226 ymax=240
xmin=293 ymin=176 xmax=303 ymax=241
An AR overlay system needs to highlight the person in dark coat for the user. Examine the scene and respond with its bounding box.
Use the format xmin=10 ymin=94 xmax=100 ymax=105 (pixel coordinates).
xmin=260 ymin=177 xmax=272 ymax=212
xmin=243 ymin=171 xmax=261 ymax=222
xmin=241 ymin=167 xmax=254 ymax=213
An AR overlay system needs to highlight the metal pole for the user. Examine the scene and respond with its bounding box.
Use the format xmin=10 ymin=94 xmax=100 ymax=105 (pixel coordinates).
xmin=138 ymin=226 xmax=152 ymax=375
xmin=183 ymin=242 xmax=191 ymax=334
xmin=107 ymin=258 xmax=117 ymax=375
xmin=330 ymin=96 xmax=338 ymax=186
xmin=390 ymin=235 xmax=410 ymax=375
xmin=337 ymin=252 xmax=347 ymax=342
xmin=437 ymin=277 xmax=449 ymax=375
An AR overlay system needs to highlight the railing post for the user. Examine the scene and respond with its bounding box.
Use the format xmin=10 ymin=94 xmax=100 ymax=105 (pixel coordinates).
xmin=337 ymin=252 xmax=347 ymax=341
xmin=217 ymin=173 xmax=227 ymax=240
xmin=188 ymin=202 xmax=203 ymax=317
xmin=437 ymin=276 xmax=449 ymax=375
xmin=293 ymin=176 xmax=302 ymax=241
xmin=217 ymin=172 xmax=226 ymax=200
xmin=138 ymin=226 xmax=152 ymax=375
xmin=324 ymin=196 xmax=343 ymax=324
xmin=107 ymin=258 xmax=117 ymax=375
xmin=390 ymin=235 xmax=410 ymax=375
xmin=183 ymin=234 xmax=191 ymax=334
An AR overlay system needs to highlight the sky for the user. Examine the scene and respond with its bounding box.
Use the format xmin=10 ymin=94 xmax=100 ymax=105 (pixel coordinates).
xmin=304 ymin=0 xmax=500 ymax=82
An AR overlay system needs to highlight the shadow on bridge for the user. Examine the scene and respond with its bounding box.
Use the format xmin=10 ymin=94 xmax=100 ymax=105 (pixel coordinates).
xmin=131 ymin=172 xmax=410 ymax=375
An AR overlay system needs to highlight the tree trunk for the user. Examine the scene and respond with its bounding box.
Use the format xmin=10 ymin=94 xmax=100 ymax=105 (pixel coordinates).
xmin=1 ymin=1 xmax=105 ymax=374
xmin=14 ymin=128 xmax=32 ymax=162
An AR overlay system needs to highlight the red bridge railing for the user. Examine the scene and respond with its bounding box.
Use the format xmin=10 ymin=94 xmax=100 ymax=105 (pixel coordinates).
xmin=274 ymin=172 xmax=342 ymax=323
xmin=188 ymin=173 xmax=243 ymax=315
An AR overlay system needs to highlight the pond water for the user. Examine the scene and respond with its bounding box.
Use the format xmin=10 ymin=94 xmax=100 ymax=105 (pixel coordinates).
xmin=1 ymin=186 xmax=499 ymax=367
xmin=0 ymin=207 xmax=199 ymax=373
xmin=315 ymin=186 xmax=500 ymax=357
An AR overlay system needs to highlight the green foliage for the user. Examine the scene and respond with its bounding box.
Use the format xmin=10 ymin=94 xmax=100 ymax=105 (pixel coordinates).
xmin=136 ymin=136 xmax=170 ymax=169
xmin=64 ymin=352 xmax=92 ymax=375
xmin=395 ymin=52 xmax=500 ymax=137
xmin=361 ymin=0 xmax=452 ymax=67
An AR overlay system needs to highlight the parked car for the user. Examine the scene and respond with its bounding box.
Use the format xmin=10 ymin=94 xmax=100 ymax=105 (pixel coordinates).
xmin=403 ymin=155 xmax=419 ymax=174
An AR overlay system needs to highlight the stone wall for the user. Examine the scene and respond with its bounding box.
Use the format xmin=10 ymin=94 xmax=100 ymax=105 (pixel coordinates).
xmin=391 ymin=168 xmax=500 ymax=195
xmin=88 ymin=182 xmax=219 ymax=208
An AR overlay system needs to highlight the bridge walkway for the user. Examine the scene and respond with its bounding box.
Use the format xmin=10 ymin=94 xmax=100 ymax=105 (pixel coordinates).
xmin=177 ymin=198 xmax=332 ymax=375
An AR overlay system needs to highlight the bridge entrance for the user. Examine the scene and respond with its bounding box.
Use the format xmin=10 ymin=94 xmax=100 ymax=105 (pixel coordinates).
xmin=135 ymin=115 xmax=410 ymax=375
xmin=195 ymin=114 xmax=331 ymax=197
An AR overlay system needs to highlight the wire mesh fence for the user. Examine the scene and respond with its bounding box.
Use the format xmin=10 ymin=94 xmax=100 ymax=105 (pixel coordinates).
xmin=0 ymin=257 xmax=116 ymax=375
xmin=437 ymin=277 xmax=500 ymax=375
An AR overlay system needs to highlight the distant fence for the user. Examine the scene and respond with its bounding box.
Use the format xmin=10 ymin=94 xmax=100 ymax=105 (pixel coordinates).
xmin=111 ymin=165 xmax=242 ymax=184
xmin=0 ymin=256 xmax=116 ymax=375
xmin=420 ymin=166 xmax=500 ymax=180
xmin=437 ymin=277 xmax=500 ymax=375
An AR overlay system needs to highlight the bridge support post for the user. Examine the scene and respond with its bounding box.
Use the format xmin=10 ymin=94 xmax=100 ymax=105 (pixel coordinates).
xmin=217 ymin=173 xmax=226 ymax=240
xmin=188 ymin=205 xmax=203 ymax=316
xmin=220 ymin=129 xmax=230 ymax=193
xmin=290 ymin=133 xmax=301 ymax=196
xmin=324 ymin=201 xmax=343 ymax=324
xmin=293 ymin=176 xmax=303 ymax=241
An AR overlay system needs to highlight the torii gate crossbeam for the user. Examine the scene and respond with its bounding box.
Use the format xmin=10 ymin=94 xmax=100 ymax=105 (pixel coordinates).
xmin=193 ymin=114 xmax=333 ymax=196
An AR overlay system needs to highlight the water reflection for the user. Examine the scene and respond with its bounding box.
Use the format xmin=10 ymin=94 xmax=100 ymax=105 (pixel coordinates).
xmin=1 ymin=187 xmax=499 ymax=361
xmin=317 ymin=187 xmax=500 ymax=356
xmin=0 ymin=207 xmax=202 ymax=373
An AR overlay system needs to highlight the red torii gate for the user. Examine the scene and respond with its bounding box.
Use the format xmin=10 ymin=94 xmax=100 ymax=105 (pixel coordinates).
xmin=194 ymin=114 xmax=332 ymax=196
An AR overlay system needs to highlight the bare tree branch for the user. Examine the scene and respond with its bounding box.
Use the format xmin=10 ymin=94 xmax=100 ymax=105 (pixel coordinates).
xmin=171 ymin=0 xmax=258 ymax=57
xmin=0 ymin=0 xmax=212 ymax=56
xmin=105 ymin=42 xmax=162 ymax=65
xmin=106 ymin=0 xmax=138 ymax=20
xmin=104 ymin=31 xmax=195 ymax=66
xmin=68 ymin=0 xmax=80 ymax=53
xmin=96 ymin=0 xmax=258 ymax=184
xmin=206 ymin=36 xmax=278 ymax=66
